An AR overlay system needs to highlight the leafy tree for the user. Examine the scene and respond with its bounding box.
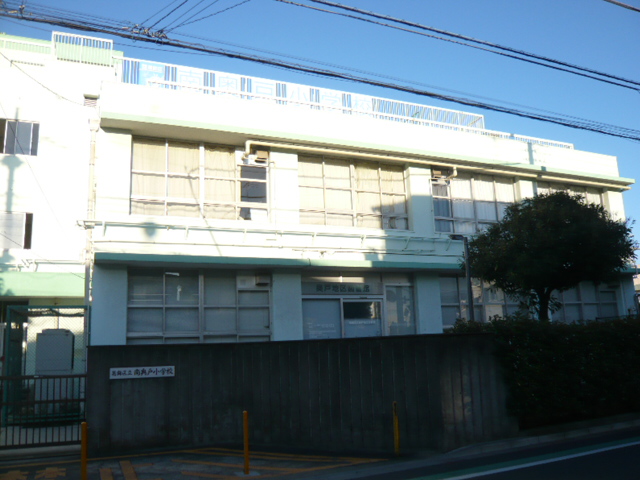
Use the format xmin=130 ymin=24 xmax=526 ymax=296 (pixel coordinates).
xmin=467 ymin=191 xmax=636 ymax=321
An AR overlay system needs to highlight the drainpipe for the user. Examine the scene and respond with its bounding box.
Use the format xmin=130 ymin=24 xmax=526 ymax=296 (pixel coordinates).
xmin=85 ymin=118 xmax=99 ymax=345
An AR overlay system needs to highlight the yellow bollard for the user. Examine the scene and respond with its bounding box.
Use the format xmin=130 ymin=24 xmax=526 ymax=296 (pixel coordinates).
xmin=81 ymin=421 xmax=88 ymax=480
xmin=393 ymin=401 xmax=400 ymax=456
xmin=243 ymin=410 xmax=250 ymax=475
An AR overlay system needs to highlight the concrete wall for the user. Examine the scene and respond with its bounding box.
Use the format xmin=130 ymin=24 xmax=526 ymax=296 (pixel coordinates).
xmin=86 ymin=334 xmax=517 ymax=455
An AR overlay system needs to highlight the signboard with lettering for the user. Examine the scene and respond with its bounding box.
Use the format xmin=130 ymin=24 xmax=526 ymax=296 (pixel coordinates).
xmin=301 ymin=282 xmax=383 ymax=295
xmin=109 ymin=366 xmax=175 ymax=380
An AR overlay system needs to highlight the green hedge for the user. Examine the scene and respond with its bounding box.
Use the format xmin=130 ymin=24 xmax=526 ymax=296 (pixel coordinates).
xmin=449 ymin=316 xmax=640 ymax=429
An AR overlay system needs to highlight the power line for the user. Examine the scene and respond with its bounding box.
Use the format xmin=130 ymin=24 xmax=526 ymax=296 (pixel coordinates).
xmin=140 ymin=0 xmax=184 ymax=26
xmin=170 ymin=0 xmax=254 ymax=29
xmin=149 ymin=0 xmax=189 ymax=29
xmin=167 ymin=0 xmax=222 ymax=31
xmin=602 ymin=0 xmax=640 ymax=13
xmin=289 ymin=0 xmax=640 ymax=91
xmin=2 ymin=3 xmax=639 ymax=141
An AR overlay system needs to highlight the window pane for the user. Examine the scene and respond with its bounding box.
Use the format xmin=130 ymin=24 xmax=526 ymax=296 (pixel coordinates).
xmin=357 ymin=192 xmax=380 ymax=214
xmin=324 ymin=160 xmax=351 ymax=189
xmin=495 ymin=178 xmax=515 ymax=202
xmin=15 ymin=122 xmax=32 ymax=155
xmin=133 ymin=138 xmax=165 ymax=171
xmin=433 ymin=198 xmax=451 ymax=217
xmin=205 ymin=179 xmax=235 ymax=202
xmin=474 ymin=176 xmax=495 ymax=201
xmin=241 ymin=180 xmax=267 ymax=203
xmin=238 ymin=291 xmax=269 ymax=306
xmin=432 ymin=183 xmax=449 ymax=197
xmin=4 ymin=121 xmax=17 ymax=155
xmin=452 ymin=199 xmax=474 ymax=218
xmin=454 ymin=221 xmax=475 ymax=233
xmin=439 ymin=277 xmax=459 ymax=304
xmin=497 ymin=203 xmax=510 ymax=220
xmin=168 ymin=141 xmax=199 ymax=175
xmin=166 ymin=308 xmax=199 ymax=332
xmin=132 ymin=172 xmax=165 ymax=197
xmin=299 ymin=186 xmax=324 ymax=209
xmin=476 ymin=201 xmax=497 ymax=221
xmin=168 ymin=176 xmax=199 ymax=199
xmin=203 ymin=204 xmax=236 ymax=219
xmin=204 ymin=274 xmax=236 ymax=305
xmin=238 ymin=307 xmax=270 ymax=330
xmin=442 ymin=306 xmax=459 ymax=327
xmin=327 ymin=214 xmax=353 ymax=226
xmin=167 ymin=203 xmax=200 ymax=217
xmin=357 ymin=215 xmax=382 ymax=229
xmin=381 ymin=194 xmax=406 ymax=214
xmin=381 ymin=166 xmax=405 ymax=193
xmin=563 ymin=287 xmax=580 ymax=303
xmin=205 ymin=146 xmax=236 ymax=177
xmin=386 ymin=286 xmax=415 ymax=335
xmin=326 ymin=189 xmax=352 ymax=210
xmin=599 ymin=291 xmax=616 ymax=303
xmin=204 ymin=308 xmax=236 ymax=332
xmin=300 ymin=211 xmax=325 ymax=225
xmin=435 ymin=219 xmax=453 ymax=232
xmin=165 ymin=273 xmax=199 ymax=305
xmin=450 ymin=175 xmax=472 ymax=199
xmin=386 ymin=217 xmax=408 ymax=230
xmin=131 ymin=200 xmax=165 ymax=216
xmin=355 ymin=163 xmax=379 ymax=191
xmin=128 ymin=274 xmax=163 ymax=305
xmin=298 ymin=157 xmax=324 ymax=187
xmin=128 ymin=308 xmax=162 ymax=332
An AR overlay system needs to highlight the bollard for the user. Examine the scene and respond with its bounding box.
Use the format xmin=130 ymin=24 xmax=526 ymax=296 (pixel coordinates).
xmin=243 ymin=410 xmax=250 ymax=475
xmin=81 ymin=422 xmax=88 ymax=480
xmin=393 ymin=401 xmax=400 ymax=456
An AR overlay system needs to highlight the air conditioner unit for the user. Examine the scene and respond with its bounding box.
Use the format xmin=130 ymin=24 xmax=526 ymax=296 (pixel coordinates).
xmin=255 ymin=275 xmax=271 ymax=286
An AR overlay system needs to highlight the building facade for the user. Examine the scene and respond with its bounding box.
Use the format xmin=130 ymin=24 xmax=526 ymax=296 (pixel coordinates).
xmin=1 ymin=32 xmax=637 ymax=352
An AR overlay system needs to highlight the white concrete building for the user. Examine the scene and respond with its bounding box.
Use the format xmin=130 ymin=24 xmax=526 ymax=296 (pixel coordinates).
xmin=1 ymin=31 xmax=637 ymax=349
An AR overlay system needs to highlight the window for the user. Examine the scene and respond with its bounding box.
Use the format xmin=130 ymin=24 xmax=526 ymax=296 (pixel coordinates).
xmin=553 ymin=282 xmax=618 ymax=322
xmin=439 ymin=276 xmax=519 ymax=327
xmin=536 ymin=182 xmax=603 ymax=206
xmin=130 ymin=138 xmax=268 ymax=220
xmin=0 ymin=119 xmax=39 ymax=156
xmin=127 ymin=269 xmax=271 ymax=344
xmin=433 ymin=171 xmax=515 ymax=234
xmin=0 ymin=212 xmax=33 ymax=249
xmin=299 ymin=155 xmax=408 ymax=230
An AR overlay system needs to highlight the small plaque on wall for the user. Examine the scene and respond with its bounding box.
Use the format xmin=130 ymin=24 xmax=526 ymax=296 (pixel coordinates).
xmin=109 ymin=366 xmax=175 ymax=379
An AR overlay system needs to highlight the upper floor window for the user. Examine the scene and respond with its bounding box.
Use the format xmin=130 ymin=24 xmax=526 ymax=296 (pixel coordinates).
xmin=131 ymin=138 xmax=268 ymax=220
xmin=298 ymin=155 xmax=408 ymax=230
xmin=0 ymin=119 xmax=39 ymax=156
xmin=433 ymin=171 xmax=515 ymax=234
xmin=536 ymin=182 xmax=603 ymax=206
xmin=0 ymin=212 xmax=33 ymax=249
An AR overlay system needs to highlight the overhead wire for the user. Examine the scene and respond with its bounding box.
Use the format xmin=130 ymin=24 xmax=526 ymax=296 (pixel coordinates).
xmin=1 ymin=2 xmax=639 ymax=141
xmin=140 ymin=0 xmax=184 ymax=26
xmin=160 ymin=0 xmax=213 ymax=30
xmin=296 ymin=0 xmax=640 ymax=90
xmin=149 ymin=0 xmax=190 ymax=29
xmin=169 ymin=0 xmax=254 ymax=30
xmin=166 ymin=0 xmax=222 ymax=31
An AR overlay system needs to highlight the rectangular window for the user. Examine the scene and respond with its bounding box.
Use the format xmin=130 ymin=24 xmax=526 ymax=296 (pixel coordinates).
xmin=553 ymin=282 xmax=618 ymax=323
xmin=536 ymin=181 xmax=603 ymax=206
xmin=130 ymin=138 xmax=269 ymax=220
xmin=433 ymin=171 xmax=514 ymax=234
xmin=0 ymin=119 xmax=39 ymax=156
xmin=299 ymin=155 xmax=408 ymax=230
xmin=127 ymin=269 xmax=271 ymax=344
xmin=0 ymin=212 xmax=33 ymax=249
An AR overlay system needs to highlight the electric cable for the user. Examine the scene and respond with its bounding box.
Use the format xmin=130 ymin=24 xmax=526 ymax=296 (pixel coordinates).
xmin=167 ymin=0 xmax=222 ymax=31
xmin=169 ymin=0 xmax=254 ymax=30
xmin=149 ymin=0 xmax=189 ymax=29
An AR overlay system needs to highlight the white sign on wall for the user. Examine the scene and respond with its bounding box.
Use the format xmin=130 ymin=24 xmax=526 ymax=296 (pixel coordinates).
xmin=109 ymin=366 xmax=175 ymax=380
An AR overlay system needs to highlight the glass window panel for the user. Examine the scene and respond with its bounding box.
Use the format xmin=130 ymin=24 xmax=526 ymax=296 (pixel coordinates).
xmin=327 ymin=214 xmax=353 ymax=226
xmin=326 ymin=189 xmax=352 ymax=210
xmin=355 ymin=163 xmax=380 ymax=191
xmin=131 ymin=200 xmax=165 ymax=216
xmin=128 ymin=308 xmax=162 ymax=332
xmin=432 ymin=183 xmax=449 ymax=197
xmin=4 ymin=121 xmax=17 ymax=155
xmin=165 ymin=337 xmax=199 ymax=344
xmin=476 ymin=201 xmax=498 ymax=221
xmin=450 ymin=175 xmax=472 ymax=199
xmin=165 ymin=273 xmax=199 ymax=305
xmin=238 ymin=291 xmax=269 ymax=306
xmin=204 ymin=274 xmax=237 ymax=305
xmin=303 ymin=299 xmax=341 ymax=339
xmin=324 ymin=160 xmax=351 ymax=189
xmin=581 ymin=282 xmax=597 ymax=302
xmin=168 ymin=141 xmax=199 ymax=174
xmin=15 ymin=122 xmax=32 ymax=155
xmin=167 ymin=203 xmax=200 ymax=217
xmin=165 ymin=308 xmax=199 ymax=331
xmin=381 ymin=166 xmax=405 ymax=193
xmin=204 ymin=308 xmax=236 ymax=332
xmin=388 ymin=217 xmax=408 ymax=230
xmin=357 ymin=192 xmax=380 ymax=214
xmin=241 ymin=165 xmax=267 ymax=181
xmin=386 ymin=286 xmax=415 ymax=335
xmin=435 ymin=219 xmax=453 ymax=232
xmin=563 ymin=305 xmax=581 ymax=323
xmin=299 ymin=186 xmax=324 ymax=210
xmin=485 ymin=304 xmax=504 ymax=320
xmin=439 ymin=277 xmax=459 ymax=304
xmin=128 ymin=274 xmax=163 ymax=305
xmin=472 ymin=278 xmax=483 ymax=302
xmin=381 ymin=194 xmax=406 ymax=214
xmin=497 ymin=203 xmax=510 ymax=220
xmin=442 ymin=306 xmax=460 ymax=327
xmin=298 ymin=157 xmax=324 ymax=187
xmin=563 ymin=287 xmax=580 ymax=302
xmin=474 ymin=176 xmax=495 ymax=201
xmin=484 ymin=284 xmax=504 ymax=302
xmin=357 ymin=215 xmax=382 ymax=229
xmin=203 ymin=204 xmax=236 ymax=219
xmin=457 ymin=277 xmax=469 ymax=303
xmin=132 ymin=172 xmax=165 ymax=197
xmin=127 ymin=337 xmax=163 ymax=345
xmin=300 ymin=211 xmax=326 ymax=225
xmin=241 ymin=180 xmax=267 ymax=203
xmin=454 ymin=221 xmax=475 ymax=234
xmin=495 ymin=178 xmax=515 ymax=202
xmin=238 ymin=308 xmax=270 ymax=330
xmin=168 ymin=176 xmax=199 ymax=199
xmin=583 ymin=304 xmax=599 ymax=320
xmin=205 ymin=179 xmax=235 ymax=202
xmin=452 ymin=199 xmax=474 ymax=218
xmin=132 ymin=138 xmax=165 ymax=171
xmin=537 ymin=182 xmax=550 ymax=195
xmin=433 ymin=198 xmax=451 ymax=217
xmin=600 ymin=303 xmax=617 ymax=318
xmin=599 ymin=291 xmax=616 ymax=303
xmin=205 ymin=146 xmax=236 ymax=178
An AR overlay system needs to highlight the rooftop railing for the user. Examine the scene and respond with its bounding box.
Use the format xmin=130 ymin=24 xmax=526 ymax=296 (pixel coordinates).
xmin=0 ymin=31 xmax=575 ymax=150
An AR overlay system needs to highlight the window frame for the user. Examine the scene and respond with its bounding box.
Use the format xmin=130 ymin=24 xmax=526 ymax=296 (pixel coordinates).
xmin=0 ymin=119 xmax=40 ymax=156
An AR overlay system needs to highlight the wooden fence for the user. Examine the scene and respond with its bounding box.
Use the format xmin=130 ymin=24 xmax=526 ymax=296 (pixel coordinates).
xmin=86 ymin=334 xmax=517 ymax=455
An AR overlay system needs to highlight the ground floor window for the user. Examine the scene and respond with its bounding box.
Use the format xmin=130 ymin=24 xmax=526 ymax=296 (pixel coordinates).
xmin=301 ymin=274 xmax=415 ymax=339
xmin=127 ymin=269 xmax=271 ymax=344
xmin=553 ymin=282 xmax=618 ymax=322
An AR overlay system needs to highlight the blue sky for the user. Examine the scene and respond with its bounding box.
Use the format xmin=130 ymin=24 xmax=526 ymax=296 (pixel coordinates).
xmin=2 ymin=0 xmax=639 ymax=248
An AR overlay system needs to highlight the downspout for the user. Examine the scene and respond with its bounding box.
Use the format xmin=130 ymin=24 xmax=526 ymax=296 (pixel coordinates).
xmin=85 ymin=117 xmax=100 ymax=348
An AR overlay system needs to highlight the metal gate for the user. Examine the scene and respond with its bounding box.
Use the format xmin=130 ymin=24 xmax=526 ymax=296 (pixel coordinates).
xmin=1 ymin=374 xmax=86 ymax=448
